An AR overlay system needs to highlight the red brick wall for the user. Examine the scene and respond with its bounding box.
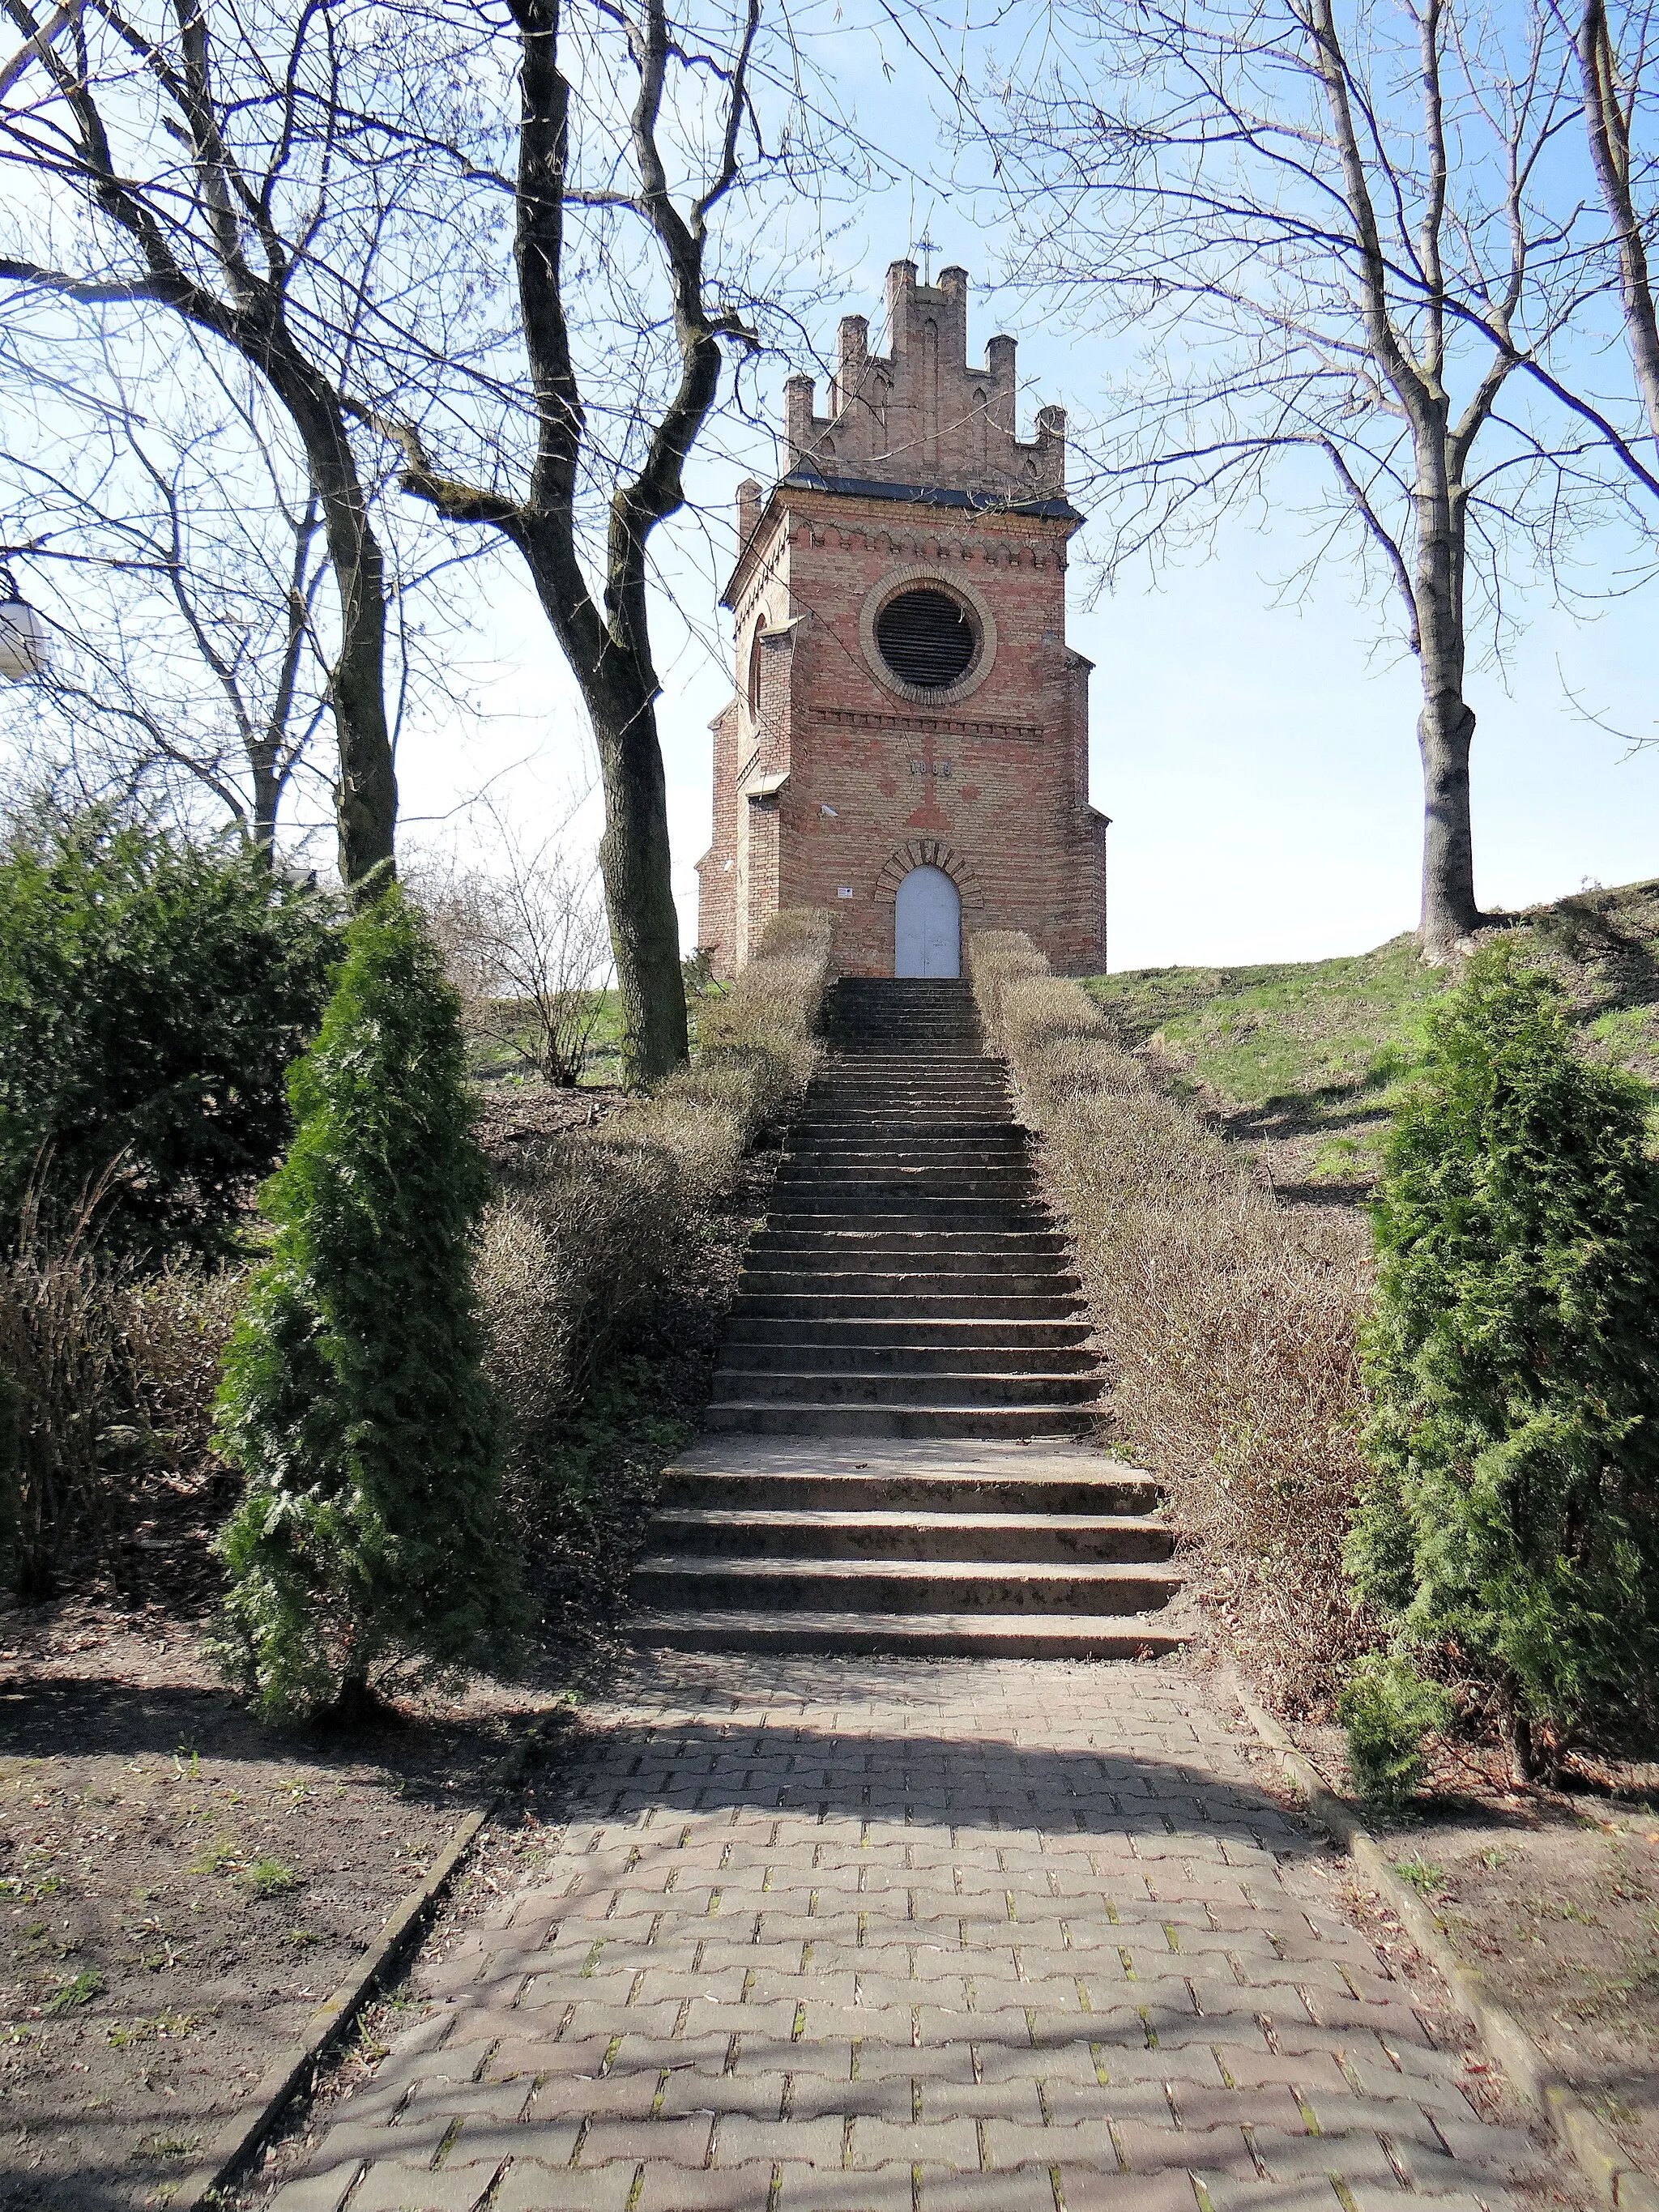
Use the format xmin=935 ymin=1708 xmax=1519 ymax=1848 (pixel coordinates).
xmin=699 ymin=488 xmax=1107 ymax=978
xmin=697 ymin=260 xmax=1108 ymax=980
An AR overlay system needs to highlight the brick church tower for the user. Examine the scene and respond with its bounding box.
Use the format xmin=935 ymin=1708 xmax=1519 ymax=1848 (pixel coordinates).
xmin=696 ymin=258 xmax=1107 ymax=979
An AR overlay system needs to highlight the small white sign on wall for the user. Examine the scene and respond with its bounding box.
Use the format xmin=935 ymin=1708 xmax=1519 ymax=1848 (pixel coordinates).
xmin=837 ymin=886 xmax=855 ymax=899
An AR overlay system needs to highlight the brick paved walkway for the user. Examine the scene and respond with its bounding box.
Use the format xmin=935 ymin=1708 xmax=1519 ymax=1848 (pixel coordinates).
xmin=268 ymin=1656 xmax=1562 ymax=2212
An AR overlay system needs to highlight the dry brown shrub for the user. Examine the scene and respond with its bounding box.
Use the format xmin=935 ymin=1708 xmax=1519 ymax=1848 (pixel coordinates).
xmin=0 ymin=1190 xmax=246 ymax=1597
xmin=0 ymin=1187 xmax=123 ymax=1596
xmin=114 ymin=1261 xmax=245 ymax=1481
xmin=969 ymin=930 xmax=1377 ymax=1712
xmin=476 ymin=909 xmax=834 ymax=1469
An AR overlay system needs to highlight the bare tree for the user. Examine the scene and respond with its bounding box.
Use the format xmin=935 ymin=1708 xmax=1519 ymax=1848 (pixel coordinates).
xmin=1572 ymin=0 xmax=1659 ymax=449
xmin=2 ymin=319 xmax=483 ymax=856
xmin=1 ymin=339 xmax=333 ymax=847
xmin=978 ymin=0 xmax=1623 ymax=955
xmin=410 ymin=824 xmax=613 ymax=1087
xmin=479 ymin=836 xmax=612 ymax=1089
xmin=0 ymin=0 xmax=421 ymax=892
xmin=369 ymin=0 xmax=789 ymax=1080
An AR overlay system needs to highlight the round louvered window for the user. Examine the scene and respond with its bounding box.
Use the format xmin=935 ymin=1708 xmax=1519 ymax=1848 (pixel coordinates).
xmin=874 ymin=588 xmax=978 ymax=690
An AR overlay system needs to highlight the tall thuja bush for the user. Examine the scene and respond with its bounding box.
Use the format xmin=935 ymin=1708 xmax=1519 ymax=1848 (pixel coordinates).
xmin=215 ymin=890 xmax=522 ymax=1722
xmin=1349 ymin=942 xmax=1659 ymax=1777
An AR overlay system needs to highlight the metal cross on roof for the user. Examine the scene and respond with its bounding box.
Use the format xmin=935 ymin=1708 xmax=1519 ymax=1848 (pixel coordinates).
xmin=914 ymin=234 xmax=939 ymax=284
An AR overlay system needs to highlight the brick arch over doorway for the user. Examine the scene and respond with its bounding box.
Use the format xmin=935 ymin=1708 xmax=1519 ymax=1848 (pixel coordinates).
xmin=874 ymin=839 xmax=985 ymax=914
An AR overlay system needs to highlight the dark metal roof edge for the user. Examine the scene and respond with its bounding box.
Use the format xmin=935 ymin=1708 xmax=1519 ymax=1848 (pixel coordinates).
xmin=776 ymin=469 xmax=1084 ymax=524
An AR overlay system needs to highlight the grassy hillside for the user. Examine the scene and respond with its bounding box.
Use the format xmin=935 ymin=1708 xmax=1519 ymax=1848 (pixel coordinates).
xmin=1083 ymin=878 xmax=1659 ymax=1199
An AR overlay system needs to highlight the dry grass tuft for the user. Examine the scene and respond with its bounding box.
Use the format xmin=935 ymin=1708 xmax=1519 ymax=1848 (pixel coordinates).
xmin=0 ymin=1182 xmax=244 ymax=1597
xmin=477 ymin=909 xmax=834 ymax=1471
xmin=970 ymin=930 xmax=1376 ymax=1712
xmin=115 ymin=1262 xmax=245 ymax=1485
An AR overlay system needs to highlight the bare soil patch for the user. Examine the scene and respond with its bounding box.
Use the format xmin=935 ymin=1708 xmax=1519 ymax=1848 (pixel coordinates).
xmin=0 ymin=1607 xmax=555 ymax=2211
xmin=1291 ymin=1712 xmax=1659 ymax=2184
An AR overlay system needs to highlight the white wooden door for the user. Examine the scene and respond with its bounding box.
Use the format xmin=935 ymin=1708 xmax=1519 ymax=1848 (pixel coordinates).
xmin=894 ymin=865 xmax=962 ymax=978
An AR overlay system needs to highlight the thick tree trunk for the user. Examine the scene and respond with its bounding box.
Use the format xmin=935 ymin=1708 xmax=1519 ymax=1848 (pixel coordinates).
xmin=271 ymin=367 xmax=399 ymax=899
xmin=328 ymin=562 xmax=398 ymax=900
xmin=1507 ymin=1703 xmax=1536 ymax=1787
xmin=249 ymin=743 xmax=280 ymax=862
xmin=1417 ymin=690 xmax=1479 ymax=958
xmin=1581 ymin=0 xmax=1659 ymax=448
xmin=1413 ymin=436 xmax=1482 ymax=961
xmin=590 ymin=676 xmax=689 ymax=1086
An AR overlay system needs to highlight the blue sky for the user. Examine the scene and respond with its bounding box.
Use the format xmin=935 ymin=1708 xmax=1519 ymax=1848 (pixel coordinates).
xmin=374 ymin=7 xmax=1659 ymax=972
xmin=396 ymin=262 xmax=1659 ymax=973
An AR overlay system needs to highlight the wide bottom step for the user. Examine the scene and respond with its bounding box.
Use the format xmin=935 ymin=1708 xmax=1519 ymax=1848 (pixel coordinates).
xmin=629 ymin=1608 xmax=1188 ymax=1659
xmin=633 ymin=1554 xmax=1178 ymax=1613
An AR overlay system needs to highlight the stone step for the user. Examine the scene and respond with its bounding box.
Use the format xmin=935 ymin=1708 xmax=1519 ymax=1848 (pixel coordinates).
xmin=737 ymin=1269 xmax=1081 ymax=1298
xmin=805 ymin=1074 xmax=1006 ymax=1089
xmin=778 ymin=1164 xmax=1038 ymax=1186
xmin=629 ymin=1609 xmax=1186 ymax=1659
xmin=751 ymin=1259 xmax=1068 ymax=1279
xmin=768 ymin=1208 xmax=1053 ymax=1229
xmin=766 ymin=1198 xmax=1053 ymax=1221
xmin=708 ymin=1367 xmax=1100 ymax=1407
xmin=630 ymin=1554 xmax=1179 ymax=1616
xmin=804 ymin=1079 xmax=1006 ymax=1093
xmin=788 ymin=1104 xmax=1014 ymax=1116
xmin=660 ymin=1464 xmax=1162 ymax=1515
xmin=785 ymin=1133 xmax=1030 ymax=1153
xmin=701 ymin=1402 xmax=1097 ymax=1438
xmin=730 ymin=1293 xmax=1086 ymax=1322
xmin=791 ymin=1128 xmax=1016 ymax=1144
xmin=775 ymin=1184 xmax=1042 ymax=1205
xmin=748 ymin=1232 xmax=1069 ymax=1256
xmin=716 ymin=1341 xmax=1101 ymax=1375
xmin=724 ymin=1316 xmax=1095 ymax=1349
xmin=649 ymin=1508 xmax=1174 ymax=1564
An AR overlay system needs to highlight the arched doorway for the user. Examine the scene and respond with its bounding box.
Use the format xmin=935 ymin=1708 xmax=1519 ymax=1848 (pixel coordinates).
xmin=894 ymin=864 xmax=962 ymax=978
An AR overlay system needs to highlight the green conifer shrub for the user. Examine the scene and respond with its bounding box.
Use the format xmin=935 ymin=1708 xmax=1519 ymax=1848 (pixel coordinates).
xmin=214 ymin=889 xmax=522 ymax=1723
xmin=0 ymin=806 xmax=337 ymax=1262
xmin=1337 ymin=1654 xmax=1452 ymax=1812
xmin=1347 ymin=941 xmax=1659 ymax=1775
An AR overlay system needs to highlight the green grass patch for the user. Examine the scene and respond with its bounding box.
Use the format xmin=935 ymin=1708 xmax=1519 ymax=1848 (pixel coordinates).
xmin=237 ymin=1856 xmax=300 ymax=1898
xmin=1392 ymin=1856 xmax=1448 ymax=1895
xmin=188 ymin=1836 xmax=241 ymax=1877
xmin=107 ymin=2012 xmax=199 ymax=2047
xmin=1085 ymin=936 xmax=1447 ymax=1123
xmin=45 ymin=1967 xmax=104 ymax=2012
xmin=1084 ymin=882 xmax=1659 ymax=1146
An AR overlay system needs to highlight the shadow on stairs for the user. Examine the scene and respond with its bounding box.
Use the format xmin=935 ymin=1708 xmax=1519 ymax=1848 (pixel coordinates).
xmin=629 ymin=977 xmax=1185 ymax=1659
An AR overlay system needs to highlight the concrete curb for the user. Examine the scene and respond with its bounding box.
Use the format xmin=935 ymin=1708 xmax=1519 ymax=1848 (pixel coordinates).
xmin=176 ymin=1713 xmax=560 ymax=2211
xmin=1225 ymin=1668 xmax=1658 ymax=2212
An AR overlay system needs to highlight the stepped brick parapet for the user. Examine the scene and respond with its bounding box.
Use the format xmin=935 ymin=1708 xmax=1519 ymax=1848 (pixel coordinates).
xmin=697 ymin=258 xmax=1109 ymax=981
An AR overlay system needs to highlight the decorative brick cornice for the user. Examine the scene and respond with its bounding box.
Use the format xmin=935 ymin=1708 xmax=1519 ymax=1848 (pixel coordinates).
xmin=814 ymin=707 xmax=1043 ymax=743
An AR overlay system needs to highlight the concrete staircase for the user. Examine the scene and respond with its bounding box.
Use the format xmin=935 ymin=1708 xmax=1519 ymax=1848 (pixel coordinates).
xmin=630 ymin=978 xmax=1183 ymax=1657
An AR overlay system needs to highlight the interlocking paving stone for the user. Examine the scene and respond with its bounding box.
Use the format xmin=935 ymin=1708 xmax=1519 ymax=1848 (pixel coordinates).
xmin=267 ymin=1653 xmax=1574 ymax=2212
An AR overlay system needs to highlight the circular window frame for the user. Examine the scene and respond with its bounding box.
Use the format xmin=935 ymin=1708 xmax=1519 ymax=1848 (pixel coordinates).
xmin=859 ymin=567 xmax=996 ymax=707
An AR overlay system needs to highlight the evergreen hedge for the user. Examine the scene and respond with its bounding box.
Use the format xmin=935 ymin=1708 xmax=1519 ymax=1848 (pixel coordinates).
xmin=1348 ymin=942 xmax=1659 ymax=1775
xmin=215 ymin=889 xmax=522 ymax=1722
xmin=0 ymin=808 xmax=337 ymax=1262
